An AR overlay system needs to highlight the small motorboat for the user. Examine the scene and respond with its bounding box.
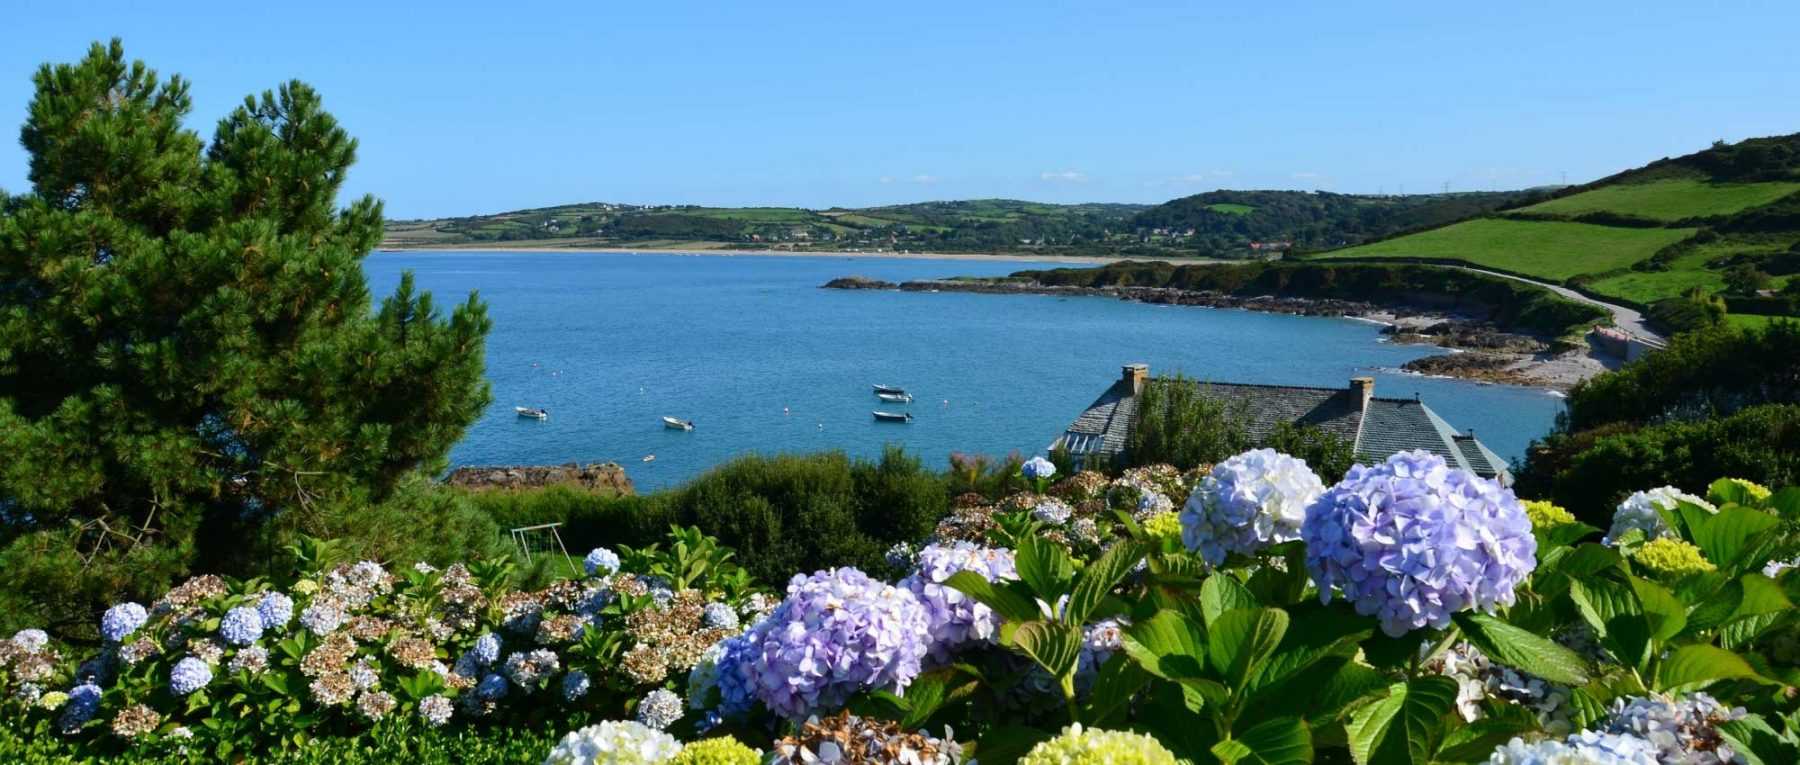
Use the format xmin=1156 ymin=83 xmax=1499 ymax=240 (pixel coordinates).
xmin=515 ymin=406 xmax=549 ymax=420
xmin=642 ymin=454 xmax=656 ymax=462
xmin=877 ymin=391 xmax=913 ymax=403
xmin=662 ymin=416 xmax=695 ymax=431
xmin=872 ymin=411 xmax=913 ymax=423
xmin=872 ymin=384 xmax=908 ymax=396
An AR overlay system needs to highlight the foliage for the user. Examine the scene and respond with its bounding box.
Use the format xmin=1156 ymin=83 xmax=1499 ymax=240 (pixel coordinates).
xmin=1316 ymin=218 xmax=1696 ymax=281
xmin=1129 ymin=189 xmax=1541 ymax=254
xmin=1127 ymin=377 xmax=1252 ymax=469
xmin=1646 ymin=288 xmax=1728 ymax=333
xmin=1554 ymin=321 xmax=1800 ymax=433
xmin=1520 ymin=178 xmax=1800 ymax=222
xmin=0 ymin=41 xmax=491 ymax=641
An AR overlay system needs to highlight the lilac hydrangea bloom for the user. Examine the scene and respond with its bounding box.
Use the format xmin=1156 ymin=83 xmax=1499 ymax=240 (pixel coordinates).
xmin=100 ymin=603 xmax=148 ymax=643
xmin=1180 ymin=449 xmax=1325 ymax=565
xmin=900 ymin=543 xmax=1019 ymax=661
xmin=218 ymin=606 xmax=265 ymax=647
xmin=728 ymin=567 xmax=930 ymax=719
xmin=298 ymin=602 xmax=343 ymax=635
xmin=710 ymin=632 xmax=759 ymax=716
xmin=1486 ymin=730 xmax=1658 ymax=764
xmin=256 ymin=592 xmax=294 ymax=631
xmin=1022 ymin=456 xmax=1057 ymax=481
xmin=170 ymin=657 xmax=213 ymax=696
xmin=1302 ymin=450 xmax=1537 ymax=638
xmin=583 ymin=547 xmax=621 ymax=576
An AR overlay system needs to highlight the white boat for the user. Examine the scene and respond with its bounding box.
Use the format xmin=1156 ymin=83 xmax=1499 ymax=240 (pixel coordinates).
xmin=662 ymin=416 xmax=694 ymax=431
xmin=872 ymin=410 xmax=913 ymax=423
xmin=515 ymin=406 xmax=549 ymax=420
xmin=877 ymin=392 xmax=913 ymax=403
xmin=872 ymin=384 xmax=907 ymax=396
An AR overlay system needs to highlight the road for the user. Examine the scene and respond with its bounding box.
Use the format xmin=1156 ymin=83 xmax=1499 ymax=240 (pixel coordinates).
xmin=1449 ymin=266 xmax=1665 ymax=344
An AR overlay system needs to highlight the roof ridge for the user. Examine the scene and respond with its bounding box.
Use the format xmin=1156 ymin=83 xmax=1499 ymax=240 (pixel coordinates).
xmin=1152 ymin=378 xmax=1351 ymax=394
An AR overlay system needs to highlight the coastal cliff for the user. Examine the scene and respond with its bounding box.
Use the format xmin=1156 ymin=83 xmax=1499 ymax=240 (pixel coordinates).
xmin=446 ymin=462 xmax=635 ymax=496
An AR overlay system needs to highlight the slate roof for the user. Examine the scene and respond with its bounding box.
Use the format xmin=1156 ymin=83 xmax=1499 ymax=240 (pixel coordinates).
xmin=1052 ymin=373 xmax=1512 ymax=484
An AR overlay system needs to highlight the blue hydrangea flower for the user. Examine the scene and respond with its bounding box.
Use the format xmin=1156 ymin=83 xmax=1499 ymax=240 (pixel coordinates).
xmin=1032 ymin=498 xmax=1074 ymax=525
xmin=1606 ymin=487 xmax=1715 ymax=545
xmin=702 ymin=602 xmax=740 ymax=631
xmin=584 ymin=547 xmax=621 ymax=576
xmin=100 ymin=603 xmax=148 ymax=643
xmin=256 ymin=592 xmax=294 ymax=631
xmin=1022 ymin=456 xmax=1057 ymax=482
xmin=298 ymin=602 xmax=343 ymax=635
xmin=561 ymin=670 xmax=590 ymax=702
xmin=1302 ymin=450 xmax=1537 ymax=638
xmin=707 ymin=634 xmax=758 ymax=716
xmin=218 ymin=606 xmax=265 ymax=647
xmin=10 ymin=628 xmax=49 ymax=652
xmin=1181 ymin=449 xmax=1326 ymax=565
xmin=58 ymin=682 xmax=103 ymax=734
xmin=1603 ymin=693 xmax=1745 ymax=764
xmin=1486 ymin=730 xmax=1659 ymax=764
xmin=726 ymin=567 xmax=930 ymax=719
xmin=476 ymin=673 xmax=509 ymax=700
xmin=170 ymin=657 xmax=213 ymax=696
xmin=900 ymin=543 xmax=1019 ymax=662
xmin=636 ymin=688 xmax=683 ymax=730
xmin=472 ymin=633 xmax=502 ymax=665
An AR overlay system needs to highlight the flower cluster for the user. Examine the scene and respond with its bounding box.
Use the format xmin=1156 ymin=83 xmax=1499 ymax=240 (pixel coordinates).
xmin=1485 ymin=730 xmax=1658 ymax=764
xmin=1303 ymin=451 xmax=1537 ymax=637
xmin=1606 ymin=487 xmax=1714 ymax=545
xmin=637 ymin=688 xmax=684 ymax=730
xmin=1425 ymin=642 xmax=1571 ymax=734
xmin=1021 ymin=456 xmax=1057 ymax=482
xmin=900 ymin=543 xmax=1019 ymax=661
xmin=1522 ymin=500 xmax=1576 ymax=529
xmin=1603 ymin=693 xmax=1746 ymax=765
xmin=100 ymin=603 xmax=148 ymax=643
xmin=1020 ymin=723 xmax=1176 ymax=765
xmin=544 ymin=720 xmax=684 ymax=765
xmin=1630 ymin=538 xmax=1717 ymax=578
xmin=1714 ymin=477 xmax=1772 ymax=504
xmin=586 ymin=548 xmax=623 ymax=577
xmin=1180 ymin=448 xmax=1325 ymax=565
xmin=719 ymin=568 xmax=929 ymax=719
xmin=1031 ymin=497 xmax=1074 ymax=525
xmin=670 ymin=736 xmax=760 ymax=765
xmin=771 ymin=711 xmax=964 ymax=765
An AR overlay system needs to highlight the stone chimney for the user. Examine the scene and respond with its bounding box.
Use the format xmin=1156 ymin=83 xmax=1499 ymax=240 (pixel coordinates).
xmin=1124 ymin=363 xmax=1149 ymax=395
xmin=1350 ymin=376 xmax=1375 ymax=411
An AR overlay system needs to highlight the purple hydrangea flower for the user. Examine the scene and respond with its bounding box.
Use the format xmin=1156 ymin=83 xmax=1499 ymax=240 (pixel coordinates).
xmin=1302 ymin=450 xmax=1537 ymax=638
xmin=899 ymin=543 xmax=1019 ymax=661
xmin=725 ymin=567 xmax=929 ymax=719
xmin=170 ymin=657 xmax=213 ymax=696
xmin=298 ymin=602 xmax=343 ymax=635
xmin=1032 ymin=498 xmax=1074 ymax=526
xmin=1022 ymin=456 xmax=1057 ymax=482
xmin=1603 ymin=693 xmax=1745 ymax=764
xmin=257 ymin=592 xmax=294 ymax=631
xmin=1180 ymin=449 xmax=1325 ymax=565
xmin=584 ymin=547 xmax=621 ymax=576
xmin=219 ymin=606 xmax=265 ymax=647
xmin=100 ymin=603 xmax=148 ymax=643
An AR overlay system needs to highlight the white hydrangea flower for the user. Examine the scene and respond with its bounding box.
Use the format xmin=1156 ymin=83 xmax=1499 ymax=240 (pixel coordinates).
xmin=1180 ymin=449 xmax=1325 ymax=565
xmin=1606 ymin=487 xmax=1715 ymax=545
xmin=543 ymin=720 xmax=683 ymax=765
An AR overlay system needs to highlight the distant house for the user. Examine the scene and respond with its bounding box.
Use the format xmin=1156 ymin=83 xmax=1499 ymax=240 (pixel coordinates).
xmin=1051 ymin=364 xmax=1512 ymax=484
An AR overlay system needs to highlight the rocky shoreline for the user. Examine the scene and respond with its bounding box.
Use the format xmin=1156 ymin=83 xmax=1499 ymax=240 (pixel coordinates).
xmin=826 ymin=277 xmax=1611 ymax=389
xmin=445 ymin=462 xmax=635 ymax=495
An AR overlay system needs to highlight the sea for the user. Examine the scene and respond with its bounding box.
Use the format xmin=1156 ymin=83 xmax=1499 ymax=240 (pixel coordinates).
xmin=364 ymin=251 xmax=1566 ymax=491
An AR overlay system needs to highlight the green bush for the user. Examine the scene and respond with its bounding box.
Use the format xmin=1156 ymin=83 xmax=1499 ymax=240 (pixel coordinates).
xmin=1556 ymin=320 xmax=1800 ymax=432
xmin=0 ymin=715 xmax=572 ymax=764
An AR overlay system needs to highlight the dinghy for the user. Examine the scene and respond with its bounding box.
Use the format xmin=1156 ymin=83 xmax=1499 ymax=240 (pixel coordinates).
xmin=515 ymin=406 xmax=549 ymax=420
xmin=662 ymin=416 xmax=695 ymax=431
xmin=871 ymin=384 xmax=907 ymax=396
xmin=877 ymin=392 xmax=913 ymax=403
xmin=872 ymin=411 xmax=913 ymax=423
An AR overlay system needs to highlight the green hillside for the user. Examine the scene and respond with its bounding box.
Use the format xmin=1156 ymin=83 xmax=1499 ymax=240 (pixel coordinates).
xmin=1126 ymin=188 xmax=1544 ymax=254
xmin=1311 ymin=133 xmax=1800 ymax=330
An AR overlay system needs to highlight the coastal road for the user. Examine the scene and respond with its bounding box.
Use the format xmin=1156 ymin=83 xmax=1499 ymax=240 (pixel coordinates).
xmin=1448 ymin=266 xmax=1665 ymax=344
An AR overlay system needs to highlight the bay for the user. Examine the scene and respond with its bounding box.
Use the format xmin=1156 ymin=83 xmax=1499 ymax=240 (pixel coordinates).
xmin=364 ymin=251 xmax=1564 ymax=491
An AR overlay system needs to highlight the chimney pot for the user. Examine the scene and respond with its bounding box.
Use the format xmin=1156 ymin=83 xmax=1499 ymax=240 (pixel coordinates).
xmin=1124 ymin=363 xmax=1149 ymax=395
xmin=1349 ymin=376 xmax=1375 ymax=410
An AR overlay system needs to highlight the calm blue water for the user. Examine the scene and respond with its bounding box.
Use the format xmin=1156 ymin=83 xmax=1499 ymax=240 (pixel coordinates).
xmin=364 ymin=251 xmax=1564 ymax=491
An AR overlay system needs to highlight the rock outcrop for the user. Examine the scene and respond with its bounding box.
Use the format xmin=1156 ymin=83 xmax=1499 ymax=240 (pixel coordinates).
xmin=445 ymin=462 xmax=634 ymax=496
xmin=822 ymin=276 xmax=898 ymax=290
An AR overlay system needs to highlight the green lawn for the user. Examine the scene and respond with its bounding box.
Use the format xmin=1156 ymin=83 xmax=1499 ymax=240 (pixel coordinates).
xmin=1521 ymin=178 xmax=1800 ymax=221
xmin=1726 ymin=313 xmax=1795 ymax=330
xmin=1206 ymin=203 xmax=1255 ymax=215
xmin=1317 ymin=218 xmax=1695 ymax=281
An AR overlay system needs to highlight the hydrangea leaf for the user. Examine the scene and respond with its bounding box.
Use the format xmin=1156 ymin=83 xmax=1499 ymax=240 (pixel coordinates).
xmin=1344 ymin=677 xmax=1458 ymax=765
xmin=1691 ymin=506 xmax=1783 ymax=572
xmin=973 ymin=725 xmax=1056 ymax=765
xmin=944 ymin=570 xmax=1041 ymax=624
xmin=1716 ymin=715 xmax=1794 ymax=765
xmin=1079 ymin=651 xmax=1150 ymax=726
xmin=1066 ymin=540 xmax=1145 ymax=626
xmin=1451 ymin=612 xmax=1591 ymax=686
xmin=1628 ymin=575 xmax=1687 ymax=643
xmin=1012 ymin=620 xmax=1084 ymax=681
xmin=1769 ymin=487 xmax=1800 ymax=522
xmin=1212 ymin=715 xmax=1311 ymax=765
xmin=1200 ymin=574 xmax=1259 ymax=628
xmin=1120 ymin=610 xmax=1209 ymax=681
xmin=1207 ymin=607 xmax=1288 ymax=689
xmin=1655 ymin=644 xmax=1770 ymax=693
xmin=1014 ymin=535 xmax=1075 ymax=602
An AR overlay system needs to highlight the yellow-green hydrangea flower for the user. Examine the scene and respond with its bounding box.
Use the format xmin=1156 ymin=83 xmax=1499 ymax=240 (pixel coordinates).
xmin=1021 ymin=723 xmax=1177 ymax=765
xmin=37 ymin=691 xmax=69 ymax=711
xmin=1523 ymin=500 xmax=1576 ymax=529
xmin=1632 ymin=538 xmax=1716 ymax=578
xmin=1715 ymin=478 xmax=1773 ymax=504
xmin=669 ymin=736 xmax=760 ymax=765
xmin=1142 ymin=511 xmax=1183 ymax=543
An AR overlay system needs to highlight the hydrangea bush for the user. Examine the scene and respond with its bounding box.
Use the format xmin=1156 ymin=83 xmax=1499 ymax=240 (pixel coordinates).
xmin=1180 ymin=448 xmax=1325 ymax=565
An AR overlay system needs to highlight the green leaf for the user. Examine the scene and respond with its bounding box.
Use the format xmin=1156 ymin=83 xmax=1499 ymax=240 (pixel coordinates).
xmin=972 ymin=725 xmax=1055 ymax=765
xmin=898 ymin=671 xmax=950 ymax=729
xmin=1769 ymin=488 xmax=1800 ymax=522
xmin=1717 ymin=715 xmax=1796 ymax=765
xmin=1453 ymin=613 xmax=1591 ymax=686
xmin=1656 ymin=644 xmax=1769 ymax=693
xmin=1015 ymin=535 xmax=1075 ymax=603
xmin=1710 ymin=478 xmax=1764 ymax=508
xmin=1435 ymin=706 xmax=1542 ymax=763
xmin=1120 ymin=610 xmax=1209 ymax=681
xmin=1550 ymin=543 xmax=1624 ymax=578
xmin=1345 ymin=677 xmax=1459 ymax=765
xmin=1080 ymin=652 xmax=1149 ymax=726
xmin=1629 ymin=575 xmax=1687 ymax=643
xmin=1213 ymin=716 xmax=1312 ymax=765
xmin=1537 ymin=521 xmax=1602 ymax=549
xmin=1139 ymin=681 xmax=1224 ymax=762
xmin=944 ymin=571 xmax=1042 ymax=623
xmin=1066 ymin=540 xmax=1145 ymax=625
xmin=1012 ymin=620 xmax=1084 ymax=681
xmin=1692 ymin=506 xmax=1782 ymax=571
xmin=1201 ymin=574 xmax=1260 ymax=627
xmin=1569 ymin=577 xmax=1651 ymax=668
xmin=1207 ymin=607 xmax=1288 ymax=688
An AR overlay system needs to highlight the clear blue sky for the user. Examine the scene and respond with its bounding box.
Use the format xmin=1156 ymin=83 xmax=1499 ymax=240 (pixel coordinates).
xmin=4 ymin=1 xmax=1797 ymax=218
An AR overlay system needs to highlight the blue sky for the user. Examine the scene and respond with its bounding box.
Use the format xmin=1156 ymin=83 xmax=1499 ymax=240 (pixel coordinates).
xmin=4 ymin=1 xmax=1797 ymax=218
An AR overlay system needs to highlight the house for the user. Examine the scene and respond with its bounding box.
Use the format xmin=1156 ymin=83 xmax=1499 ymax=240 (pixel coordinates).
xmin=1051 ymin=364 xmax=1512 ymax=485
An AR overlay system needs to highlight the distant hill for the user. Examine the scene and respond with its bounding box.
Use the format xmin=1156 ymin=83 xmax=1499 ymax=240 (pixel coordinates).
xmin=1315 ymin=133 xmax=1800 ymax=331
xmin=1126 ymin=189 xmax=1547 ymax=254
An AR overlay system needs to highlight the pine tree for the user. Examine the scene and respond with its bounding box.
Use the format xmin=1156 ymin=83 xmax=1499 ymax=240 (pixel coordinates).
xmin=0 ymin=40 xmax=492 ymax=636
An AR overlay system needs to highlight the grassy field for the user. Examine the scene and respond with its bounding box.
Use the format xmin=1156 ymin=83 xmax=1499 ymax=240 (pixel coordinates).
xmin=1317 ymin=218 xmax=1695 ymax=281
xmin=1205 ymin=203 xmax=1256 ymax=215
xmin=1520 ymin=178 xmax=1800 ymax=221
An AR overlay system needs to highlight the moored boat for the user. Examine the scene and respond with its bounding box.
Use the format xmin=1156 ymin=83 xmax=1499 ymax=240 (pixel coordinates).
xmin=662 ymin=416 xmax=694 ymax=431
xmin=515 ymin=406 xmax=549 ymax=420
xmin=872 ymin=410 xmax=913 ymax=423
xmin=877 ymin=391 xmax=913 ymax=403
xmin=872 ymin=384 xmax=907 ymax=396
